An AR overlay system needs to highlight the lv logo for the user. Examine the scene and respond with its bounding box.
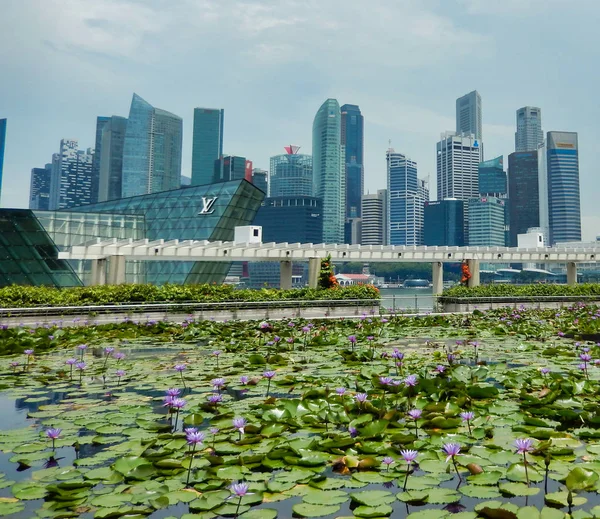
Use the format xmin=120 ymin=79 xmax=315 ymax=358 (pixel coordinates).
xmin=199 ymin=197 xmax=218 ymax=215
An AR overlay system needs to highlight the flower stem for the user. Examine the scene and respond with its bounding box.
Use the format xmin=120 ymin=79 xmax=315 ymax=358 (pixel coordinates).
xmin=266 ymin=379 xmax=271 ymax=398
xmin=523 ymin=452 xmax=529 ymax=485
xmin=467 ymin=421 xmax=472 ymax=436
xmin=452 ymin=458 xmax=462 ymax=481
xmin=186 ymin=444 xmax=196 ymax=486
xmin=403 ymin=463 xmax=410 ymax=491
xmin=180 ymin=371 xmax=186 ymax=389
xmin=235 ymin=495 xmax=242 ymax=517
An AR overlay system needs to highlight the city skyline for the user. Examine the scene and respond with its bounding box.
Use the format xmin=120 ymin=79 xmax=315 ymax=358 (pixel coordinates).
xmin=1 ymin=0 xmax=599 ymax=239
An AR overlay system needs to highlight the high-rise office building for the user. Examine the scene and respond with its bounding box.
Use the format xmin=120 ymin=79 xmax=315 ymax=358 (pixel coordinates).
xmin=508 ymin=151 xmax=540 ymax=246
xmin=478 ymin=156 xmax=506 ymax=196
xmin=122 ymin=94 xmax=182 ymax=198
xmin=91 ymin=117 xmax=110 ymax=204
xmin=313 ymin=99 xmax=345 ymax=243
xmin=191 ymin=108 xmax=224 ymax=186
xmin=29 ymin=164 xmax=52 ymax=210
xmin=251 ymin=168 xmax=268 ymax=194
xmin=423 ymin=199 xmax=465 ymax=246
xmin=340 ymin=104 xmax=364 ymax=218
xmin=98 ymin=116 xmax=128 ymax=202
xmin=361 ymin=189 xmax=388 ymax=245
xmin=0 ymin=119 xmax=6 ymax=204
xmin=468 ymin=197 xmax=506 ymax=246
xmin=214 ymin=155 xmax=246 ymax=183
xmin=387 ymin=149 xmax=427 ymax=246
xmin=49 ymin=139 xmax=94 ymax=210
xmin=456 ymin=91 xmax=482 ymax=140
xmin=546 ymin=131 xmax=581 ymax=244
xmin=515 ymin=107 xmax=543 ymax=152
xmin=269 ymin=146 xmax=313 ymax=198
xmin=436 ymin=132 xmax=482 ymax=202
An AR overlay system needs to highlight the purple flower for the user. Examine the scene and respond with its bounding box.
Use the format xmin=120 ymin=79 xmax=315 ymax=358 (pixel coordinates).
xmin=540 ymin=367 xmax=551 ymax=375
xmin=558 ymin=331 xmax=565 ymax=337
xmin=24 ymin=349 xmax=34 ymax=355
xmin=233 ymin=417 xmax=247 ymax=434
xmin=207 ymin=393 xmax=223 ymax=404
xmin=186 ymin=430 xmax=205 ymax=445
xmin=407 ymin=409 xmax=422 ymax=421
xmin=401 ymin=449 xmax=418 ymax=463
xmin=77 ymin=344 xmax=88 ymax=351
xmin=302 ymin=326 xmax=311 ymax=333
xmin=336 ymin=387 xmax=346 ymax=396
xmin=392 ymin=349 xmax=404 ymax=360
xmin=447 ymin=353 xmax=456 ymax=365
xmin=580 ymin=353 xmax=592 ymax=362
xmin=404 ymin=374 xmax=418 ymax=387
xmin=65 ymin=358 xmax=77 ymax=366
xmin=75 ymin=362 xmax=86 ymax=371
xmin=184 ymin=427 xmax=197 ymax=435
xmin=45 ymin=428 xmax=62 ymax=440
xmin=367 ymin=336 xmax=374 ymax=341
xmin=286 ymin=338 xmax=294 ymax=344
xmin=263 ymin=371 xmax=276 ymax=379
xmin=163 ymin=395 xmax=175 ymax=407
xmin=170 ymin=398 xmax=187 ymax=410
xmin=239 ymin=376 xmax=249 ymax=385
xmin=442 ymin=443 xmax=461 ymax=462
xmin=230 ymin=482 xmax=249 ymax=497
xmin=382 ymin=456 xmax=394 ymax=467
xmin=460 ymin=411 xmax=475 ymax=422
xmin=379 ymin=376 xmax=393 ymax=386
xmin=166 ymin=388 xmax=181 ymax=397
xmin=288 ymin=322 xmax=295 ymax=328
xmin=578 ymin=363 xmax=587 ymax=371
xmin=213 ymin=350 xmax=222 ymax=357
xmin=104 ymin=347 xmax=115 ymax=356
xmin=435 ymin=365 xmax=446 ymax=373
xmin=514 ymin=438 xmax=534 ymax=454
xmin=349 ymin=426 xmax=358 ymax=438
xmin=348 ymin=335 xmax=357 ymax=343
xmin=174 ymin=364 xmax=186 ymax=372
xmin=115 ymin=369 xmax=126 ymax=378
xmin=113 ymin=352 xmax=126 ymax=361
xmin=259 ymin=321 xmax=272 ymax=330
xmin=212 ymin=378 xmax=226 ymax=390
xmin=273 ymin=336 xmax=281 ymax=343
xmin=355 ymin=393 xmax=368 ymax=403
xmin=210 ymin=427 xmax=219 ymax=435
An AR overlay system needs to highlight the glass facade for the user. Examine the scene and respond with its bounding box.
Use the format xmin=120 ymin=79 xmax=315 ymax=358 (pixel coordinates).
xmin=29 ymin=165 xmax=52 ymax=210
xmin=191 ymin=108 xmax=224 ymax=186
xmin=340 ymin=104 xmax=364 ymax=218
xmin=98 ymin=116 xmax=128 ymax=202
xmin=423 ymin=199 xmax=465 ymax=246
xmin=122 ymin=94 xmax=182 ymax=198
xmin=478 ymin=156 xmax=506 ymax=196
xmin=456 ymin=90 xmax=482 ymax=141
xmin=91 ymin=116 xmax=110 ymax=203
xmin=547 ymin=131 xmax=581 ymax=244
xmin=49 ymin=140 xmax=94 ymax=210
xmin=251 ymin=169 xmax=268 ymax=194
xmin=269 ymin=152 xmax=313 ymax=197
xmin=0 ymin=119 xmax=6 ymax=204
xmin=467 ymin=197 xmax=506 ymax=246
xmin=0 ymin=209 xmax=82 ymax=287
xmin=515 ymin=107 xmax=543 ymax=152
xmin=312 ymin=99 xmax=345 ymax=243
xmin=508 ymin=151 xmax=539 ymax=246
xmin=214 ymin=155 xmax=246 ymax=184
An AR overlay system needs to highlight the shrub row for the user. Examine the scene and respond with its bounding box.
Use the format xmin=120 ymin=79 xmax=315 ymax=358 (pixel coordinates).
xmin=442 ymin=283 xmax=600 ymax=299
xmin=0 ymin=284 xmax=380 ymax=308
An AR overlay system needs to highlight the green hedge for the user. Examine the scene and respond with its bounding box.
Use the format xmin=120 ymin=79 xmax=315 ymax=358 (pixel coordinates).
xmin=0 ymin=284 xmax=380 ymax=308
xmin=442 ymin=283 xmax=600 ymax=299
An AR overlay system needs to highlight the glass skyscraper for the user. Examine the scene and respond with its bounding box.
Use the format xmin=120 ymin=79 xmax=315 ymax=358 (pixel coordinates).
xmin=91 ymin=116 xmax=110 ymax=203
xmin=508 ymin=151 xmax=540 ymax=246
xmin=269 ymin=147 xmax=313 ymax=197
xmin=361 ymin=189 xmax=388 ymax=245
xmin=29 ymin=164 xmax=52 ymax=210
xmin=468 ymin=197 xmax=506 ymax=246
xmin=515 ymin=107 xmax=543 ymax=152
xmin=456 ymin=91 xmax=482 ymax=141
xmin=340 ymin=104 xmax=364 ymax=218
xmin=98 ymin=116 xmax=128 ymax=202
xmin=423 ymin=199 xmax=465 ymax=246
xmin=251 ymin=168 xmax=268 ymax=194
xmin=312 ymin=99 xmax=345 ymax=243
xmin=191 ymin=108 xmax=224 ymax=186
xmin=122 ymin=94 xmax=183 ymax=198
xmin=547 ymin=131 xmax=581 ymax=244
xmin=478 ymin=156 xmax=506 ymax=196
xmin=0 ymin=119 xmax=6 ymax=204
xmin=49 ymin=139 xmax=94 ymax=210
xmin=214 ymin=155 xmax=246 ymax=184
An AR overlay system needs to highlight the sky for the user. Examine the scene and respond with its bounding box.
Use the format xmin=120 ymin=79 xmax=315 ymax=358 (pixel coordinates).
xmin=1 ymin=0 xmax=599 ymax=240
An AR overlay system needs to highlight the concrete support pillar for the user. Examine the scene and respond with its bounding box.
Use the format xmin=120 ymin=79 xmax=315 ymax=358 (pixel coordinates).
xmin=90 ymin=258 xmax=107 ymax=286
xmin=280 ymin=261 xmax=293 ymax=290
xmin=308 ymin=257 xmax=320 ymax=289
xmin=467 ymin=259 xmax=480 ymax=288
xmin=107 ymin=255 xmax=126 ymax=285
xmin=432 ymin=262 xmax=444 ymax=295
xmin=567 ymin=262 xmax=578 ymax=285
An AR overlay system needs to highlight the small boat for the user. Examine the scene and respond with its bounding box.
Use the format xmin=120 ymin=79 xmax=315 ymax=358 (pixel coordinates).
xmin=402 ymin=279 xmax=430 ymax=289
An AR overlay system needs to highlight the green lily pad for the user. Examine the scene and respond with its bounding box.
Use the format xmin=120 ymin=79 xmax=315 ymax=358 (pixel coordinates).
xmin=353 ymin=504 xmax=394 ymax=517
xmin=565 ymin=467 xmax=599 ymax=491
xmin=499 ymin=482 xmax=540 ymax=496
xmin=350 ymin=490 xmax=395 ymax=506
xmin=292 ymin=503 xmax=341 ymax=517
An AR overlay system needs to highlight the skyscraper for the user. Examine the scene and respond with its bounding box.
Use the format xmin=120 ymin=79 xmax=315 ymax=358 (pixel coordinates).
xmin=508 ymin=151 xmax=540 ymax=246
xmin=29 ymin=164 xmax=52 ymax=210
xmin=546 ymin=131 xmax=581 ymax=244
xmin=191 ymin=108 xmax=224 ymax=186
xmin=423 ymin=199 xmax=465 ymax=246
xmin=49 ymin=139 xmax=94 ymax=209
xmin=122 ymin=94 xmax=182 ymax=198
xmin=98 ymin=116 xmax=128 ymax=202
xmin=456 ymin=91 xmax=482 ymax=140
xmin=214 ymin=155 xmax=246 ymax=183
xmin=478 ymin=156 xmax=506 ymax=196
xmin=437 ymin=132 xmax=482 ymax=201
xmin=515 ymin=107 xmax=543 ymax=152
xmin=387 ymin=149 xmax=427 ymax=245
xmin=251 ymin=168 xmax=268 ymax=194
xmin=269 ymin=146 xmax=313 ymax=197
xmin=312 ymin=100 xmax=345 ymax=243
xmin=340 ymin=104 xmax=364 ymax=218
xmin=468 ymin=197 xmax=506 ymax=246
xmin=91 ymin=117 xmax=110 ymax=204
xmin=0 ymin=119 xmax=6 ymax=204
xmin=361 ymin=189 xmax=388 ymax=245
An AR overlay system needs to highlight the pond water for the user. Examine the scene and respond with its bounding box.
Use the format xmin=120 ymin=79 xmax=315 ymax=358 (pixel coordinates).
xmin=0 ymin=306 xmax=600 ymax=518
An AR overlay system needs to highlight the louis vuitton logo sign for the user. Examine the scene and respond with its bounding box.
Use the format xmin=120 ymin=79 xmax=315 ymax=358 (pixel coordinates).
xmin=199 ymin=197 xmax=218 ymax=215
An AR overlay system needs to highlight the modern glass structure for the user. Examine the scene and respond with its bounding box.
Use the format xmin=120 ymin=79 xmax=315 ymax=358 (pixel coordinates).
xmin=214 ymin=155 xmax=246 ymax=183
xmin=361 ymin=189 xmax=387 ymax=245
xmin=269 ymin=147 xmax=313 ymax=197
xmin=312 ymin=99 xmax=345 ymax=243
xmin=467 ymin=197 xmax=506 ymax=246
xmin=508 ymin=151 xmax=540 ymax=246
xmin=456 ymin=90 xmax=482 ymax=141
xmin=98 ymin=116 xmax=128 ymax=202
xmin=478 ymin=156 xmax=506 ymax=196
xmin=423 ymin=199 xmax=465 ymax=246
xmin=253 ymin=196 xmax=322 ymax=244
xmin=49 ymin=139 xmax=94 ymax=210
xmin=340 ymin=104 xmax=364 ymax=218
xmin=122 ymin=94 xmax=183 ymax=198
xmin=29 ymin=165 xmax=52 ymax=210
xmin=251 ymin=168 xmax=268 ymax=194
xmin=515 ymin=107 xmax=543 ymax=152
xmin=191 ymin=108 xmax=224 ymax=186
xmin=387 ymin=149 xmax=427 ymax=245
xmin=91 ymin=116 xmax=110 ymax=204
xmin=437 ymin=131 xmax=482 ymax=201
xmin=0 ymin=118 xmax=6 ymax=204
xmin=547 ymin=131 xmax=581 ymax=244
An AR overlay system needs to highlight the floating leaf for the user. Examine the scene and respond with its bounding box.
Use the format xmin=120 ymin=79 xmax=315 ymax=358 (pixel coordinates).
xmin=292 ymin=503 xmax=340 ymax=517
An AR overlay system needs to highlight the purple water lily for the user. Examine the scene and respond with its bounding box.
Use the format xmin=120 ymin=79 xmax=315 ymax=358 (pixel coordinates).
xmin=185 ymin=429 xmax=205 ymax=485
xmin=382 ymin=456 xmax=394 ymax=471
xmin=46 ymin=428 xmax=62 ymax=450
xmin=233 ymin=417 xmax=247 ymax=441
xmin=175 ymin=364 xmax=187 ymax=388
xmin=116 ymin=369 xmax=126 ymax=386
xmin=442 ymin=443 xmax=462 ymax=481
xmin=230 ymin=482 xmax=250 ymax=516
xmin=207 ymin=393 xmax=223 ymax=405
xmin=514 ymin=438 xmax=534 ymax=484
xmin=212 ymin=378 xmax=226 ymax=391
xmin=75 ymin=361 xmax=86 ymax=384
xmin=460 ymin=411 xmax=475 ymax=436
xmin=401 ymin=449 xmax=418 ymax=490
xmin=404 ymin=374 xmax=418 ymax=387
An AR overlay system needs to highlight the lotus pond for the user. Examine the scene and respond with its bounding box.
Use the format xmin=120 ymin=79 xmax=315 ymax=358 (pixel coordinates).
xmin=2 ymin=305 xmax=600 ymax=519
